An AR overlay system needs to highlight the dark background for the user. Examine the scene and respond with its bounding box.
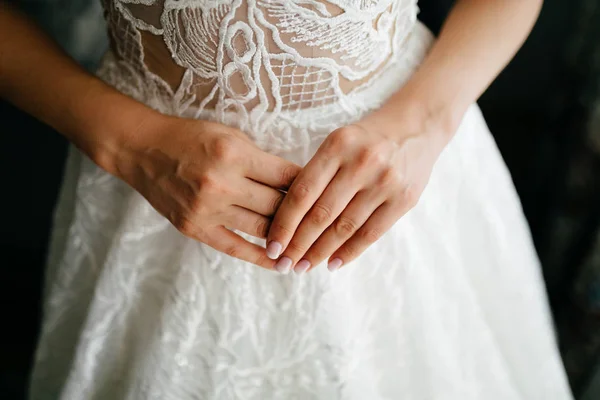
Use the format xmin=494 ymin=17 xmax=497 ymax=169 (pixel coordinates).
xmin=2 ymin=0 xmax=600 ymax=398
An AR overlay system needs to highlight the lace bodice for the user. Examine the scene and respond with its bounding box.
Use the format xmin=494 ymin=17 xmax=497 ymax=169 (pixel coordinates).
xmin=100 ymin=0 xmax=420 ymax=148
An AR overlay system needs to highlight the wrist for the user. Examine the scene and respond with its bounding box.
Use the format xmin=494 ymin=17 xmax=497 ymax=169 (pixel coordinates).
xmin=360 ymin=94 xmax=463 ymax=156
xmin=62 ymin=77 xmax=166 ymax=176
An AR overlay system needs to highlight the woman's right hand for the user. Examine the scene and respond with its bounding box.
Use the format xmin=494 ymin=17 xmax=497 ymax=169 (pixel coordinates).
xmin=2 ymin=0 xmax=302 ymax=270
xmin=1 ymin=4 xmax=301 ymax=270
xmin=107 ymin=115 xmax=301 ymax=270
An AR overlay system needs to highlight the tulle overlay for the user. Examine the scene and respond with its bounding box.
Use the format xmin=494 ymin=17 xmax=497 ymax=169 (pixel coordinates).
xmin=30 ymin=1 xmax=573 ymax=399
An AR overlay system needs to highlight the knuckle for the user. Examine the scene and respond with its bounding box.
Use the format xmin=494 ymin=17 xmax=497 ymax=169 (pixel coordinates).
xmin=355 ymin=148 xmax=372 ymax=167
xmin=328 ymin=128 xmax=356 ymax=149
xmin=372 ymin=150 xmax=390 ymax=168
xmin=252 ymin=253 xmax=271 ymax=269
xmin=212 ymin=135 xmax=238 ymax=163
xmin=362 ymin=145 xmax=391 ymax=167
xmin=355 ymin=147 xmax=382 ymax=168
xmin=224 ymin=245 xmax=241 ymax=259
xmin=268 ymin=193 xmax=284 ymax=216
xmin=280 ymin=164 xmax=300 ymax=188
xmin=334 ymin=216 xmax=358 ymax=236
xmin=308 ymin=247 xmax=328 ymax=263
xmin=360 ymin=227 xmax=383 ymax=243
xmin=378 ymin=167 xmax=400 ymax=187
xmin=309 ymin=203 xmax=333 ymax=225
xmin=340 ymin=242 xmax=359 ymax=259
xmin=270 ymin=220 xmax=294 ymax=238
xmin=287 ymin=240 xmax=308 ymax=254
xmin=289 ymin=182 xmax=311 ymax=204
xmin=199 ymin=174 xmax=230 ymax=198
xmin=198 ymin=173 xmax=219 ymax=193
xmin=255 ymin=218 xmax=270 ymax=238
xmin=403 ymin=185 xmax=421 ymax=208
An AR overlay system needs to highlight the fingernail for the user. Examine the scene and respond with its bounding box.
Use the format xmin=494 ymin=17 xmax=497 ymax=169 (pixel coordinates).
xmin=274 ymin=257 xmax=293 ymax=275
xmin=266 ymin=241 xmax=282 ymax=260
xmin=294 ymin=259 xmax=311 ymax=274
xmin=327 ymin=258 xmax=343 ymax=272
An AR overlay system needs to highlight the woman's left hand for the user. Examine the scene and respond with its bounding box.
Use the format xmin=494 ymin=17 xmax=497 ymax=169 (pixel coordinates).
xmin=265 ymin=110 xmax=450 ymax=274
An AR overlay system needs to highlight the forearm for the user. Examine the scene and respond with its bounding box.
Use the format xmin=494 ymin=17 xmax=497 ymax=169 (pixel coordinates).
xmin=369 ymin=0 xmax=543 ymax=141
xmin=0 ymin=3 xmax=160 ymax=172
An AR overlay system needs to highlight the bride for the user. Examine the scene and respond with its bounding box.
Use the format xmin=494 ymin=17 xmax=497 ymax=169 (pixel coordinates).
xmin=1 ymin=0 xmax=574 ymax=399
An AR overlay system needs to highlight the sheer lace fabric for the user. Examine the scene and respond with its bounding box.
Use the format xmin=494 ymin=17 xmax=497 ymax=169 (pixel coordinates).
xmin=29 ymin=1 xmax=575 ymax=399
xmin=99 ymin=0 xmax=420 ymax=150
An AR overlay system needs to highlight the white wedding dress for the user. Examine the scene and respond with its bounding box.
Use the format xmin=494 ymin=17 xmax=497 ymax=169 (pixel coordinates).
xmin=29 ymin=1 xmax=575 ymax=399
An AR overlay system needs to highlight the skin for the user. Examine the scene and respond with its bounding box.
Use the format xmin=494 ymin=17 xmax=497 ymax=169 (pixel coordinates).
xmin=0 ymin=4 xmax=302 ymax=270
xmin=266 ymin=0 xmax=544 ymax=274
xmin=1 ymin=1 xmax=543 ymax=274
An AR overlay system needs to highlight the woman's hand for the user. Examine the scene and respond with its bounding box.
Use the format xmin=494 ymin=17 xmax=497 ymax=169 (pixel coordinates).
xmin=0 ymin=3 xmax=303 ymax=270
xmin=265 ymin=108 xmax=449 ymax=274
xmin=0 ymin=6 xmax=302 ymax=271
xmin=261 ymin=0 xmax=543 ymax=274
xmin=111 ymin=115 xmax=301 ymax=270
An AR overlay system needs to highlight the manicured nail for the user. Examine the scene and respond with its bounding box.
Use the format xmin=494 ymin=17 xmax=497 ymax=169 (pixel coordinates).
xmin=266 ymin=241 xmax=282 ymax=260
xmin=274 ymin=256 xmax=293 ymax=274
xmin=294 ymin=259 xmax=311 ymax=274
xmin=327 ymin=258 xmax=342 ymax=272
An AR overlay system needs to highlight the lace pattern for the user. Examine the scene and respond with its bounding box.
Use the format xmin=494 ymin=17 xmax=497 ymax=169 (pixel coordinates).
xmin=98 ymin=0 xmax=421 ymax=151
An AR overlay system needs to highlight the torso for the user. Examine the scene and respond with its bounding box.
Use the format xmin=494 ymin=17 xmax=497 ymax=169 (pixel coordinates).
xmin=101 ymin=0 xmax=419 ymax=115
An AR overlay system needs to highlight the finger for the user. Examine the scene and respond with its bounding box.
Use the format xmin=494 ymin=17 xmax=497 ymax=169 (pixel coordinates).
xmin=227 ymin=127 xmax=255 ymax=144
xmin=328 ymin=201 xmax=406 ymax=271
xmin=225 ymin=206 xmax=272 ymax=238
xmin=245 ymin=148 xmax=302 ymax=190
xmin=266 ymin=152 xmax=339 ymax=262
xmin=235 ymin=179 xmax=285 ymax=217
xmin=278 ymin=168 xmax=362 ymax=271
xmin=294 ymin=189 xmax=383 ymax=273
xmin=204 ymin=226 xmax=276 ymax=270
